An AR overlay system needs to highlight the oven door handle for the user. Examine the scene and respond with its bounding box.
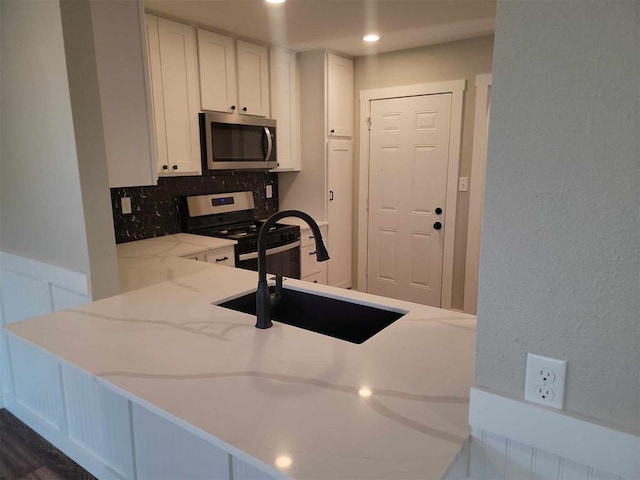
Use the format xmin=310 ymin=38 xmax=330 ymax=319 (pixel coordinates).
xmin=238 ymin=240 xmax=300 ymax=261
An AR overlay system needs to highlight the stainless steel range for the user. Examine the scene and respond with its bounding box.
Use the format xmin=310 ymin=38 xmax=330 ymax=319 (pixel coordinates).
xmin=181 ymin=192 xmax=301 ymax=278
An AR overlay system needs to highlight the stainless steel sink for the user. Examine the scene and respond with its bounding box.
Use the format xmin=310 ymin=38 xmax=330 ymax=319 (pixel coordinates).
xmin=218 ymin=287 xmax=406 ymax=344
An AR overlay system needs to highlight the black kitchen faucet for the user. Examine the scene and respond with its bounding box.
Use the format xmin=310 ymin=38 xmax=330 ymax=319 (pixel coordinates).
xmin=255 ymin=211 xmax=329 ymax=329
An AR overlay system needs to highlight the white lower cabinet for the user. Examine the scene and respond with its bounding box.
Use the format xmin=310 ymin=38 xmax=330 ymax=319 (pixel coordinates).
xmin=183 ymin=246 xmax=236 ymax=267
xmin=300 ymin=224 xmax=328 ymax=283
xmin=205 ymin=246 xmax=236 ymax=267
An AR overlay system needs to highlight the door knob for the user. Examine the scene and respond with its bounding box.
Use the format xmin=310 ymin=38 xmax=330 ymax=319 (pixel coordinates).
xmin=433 ymin=222 xmax=442 ymax=230
xmin=435 ymin=207 xmax=443 ymax=215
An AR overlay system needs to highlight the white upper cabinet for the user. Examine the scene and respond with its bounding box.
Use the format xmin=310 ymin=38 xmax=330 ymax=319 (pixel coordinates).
xmin=92 ymin=0 xmax=157 ymax=188
xmin=269 ymin=49 xmax=300 ymax=171
xmin=197 ymin=29 xmax=237 ymax=113
xmin=236 ymin=40 xmax=270 ymax=117
xmin=198 ymin=33 xmax=270 ymax=117
xmin=327 ymin=53 xmax=353 ymax=138
xmin=146 ymin=15 xmax=202 ymax=176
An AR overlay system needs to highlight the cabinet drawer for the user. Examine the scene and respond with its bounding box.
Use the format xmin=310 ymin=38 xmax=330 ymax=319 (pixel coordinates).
xmin=301 ymin=244 xmax=322 ymax=277
xmin=300 ymin=224 xmax=328 ymax=247
xmin=302 ymin=270 xmax=326 ymax=285
xmin=205 ymin=246 xmax=235 ymax=267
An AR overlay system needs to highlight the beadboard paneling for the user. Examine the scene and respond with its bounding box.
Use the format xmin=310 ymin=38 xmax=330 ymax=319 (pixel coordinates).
xmin=62 ymin=366 xmax=133 ymax=480
xmin=8 ymin=335 xmax=64 ymax=431
xmin=132 ymin=402 xmax=230 ymax=480
xmin=466 ymin=427 xmax=626 ymax=480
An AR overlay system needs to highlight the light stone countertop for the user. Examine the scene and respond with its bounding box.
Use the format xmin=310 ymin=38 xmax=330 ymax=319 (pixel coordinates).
xmin=5 ymin=261 xmax=476 ymax=480
xmin=117 ymin=233 xmax=237 ymax=293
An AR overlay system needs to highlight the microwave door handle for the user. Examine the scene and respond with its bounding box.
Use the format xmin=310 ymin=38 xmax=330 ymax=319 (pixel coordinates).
xmin=264 ymin=127 xmax=273 ymax=161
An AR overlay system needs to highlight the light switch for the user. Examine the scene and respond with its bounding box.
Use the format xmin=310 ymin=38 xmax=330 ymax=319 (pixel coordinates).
xmin=266 ymin=185 xmax=273 ymax=199
xmin=121 ymin=197 xmax=132 ymax=214
xmin=458 ymin=177 xmax=468 ymax=192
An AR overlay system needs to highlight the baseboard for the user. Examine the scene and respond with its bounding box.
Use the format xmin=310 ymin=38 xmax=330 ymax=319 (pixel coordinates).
xmin=469 ymin=387 xmax=639 ymax=479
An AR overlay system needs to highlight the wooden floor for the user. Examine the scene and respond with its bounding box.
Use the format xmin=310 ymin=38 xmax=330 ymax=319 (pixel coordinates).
xmin=0 ymin=409 xmax=96 ymax=480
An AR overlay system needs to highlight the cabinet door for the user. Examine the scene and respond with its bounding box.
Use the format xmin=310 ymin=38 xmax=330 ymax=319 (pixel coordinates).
xmin=93 ymin=1 xmax=157 ymax=188
xmin=145 ymin=14 xmax=167 ymax=172
xmin=327 ymin=53 xmax=353 ymax=138
xmin=197 ymin=29 xmax=237 ymax=113
xmin=269 ymin=49 xmax=300 ymax=171
xmin=205 ymin=246 xmax=235 ymax=267
xmin=237 ymin=40 xmax=270 ymax=117
xmin=156 ymin=17 xmax=201 ymax=176
xmin=327 ymin=140 xmax=353 ymax=288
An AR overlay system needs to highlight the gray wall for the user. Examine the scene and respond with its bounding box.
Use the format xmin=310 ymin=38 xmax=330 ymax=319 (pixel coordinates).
xmin=476 ymin=1 xmax=639 ymax=433
xmin=0 ymin=0 xmax=119 ymax=299
xmin=1 ymin=0 xmax=90 ymax=273
xmin=353 ymin=35 xmax=495 ymax=310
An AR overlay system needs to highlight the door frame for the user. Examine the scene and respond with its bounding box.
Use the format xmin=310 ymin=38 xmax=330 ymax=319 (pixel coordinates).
xmin=463 ymin=74 xmax=492 ymax=314
xmin=357 ymin=80 xmax=466 ymax=309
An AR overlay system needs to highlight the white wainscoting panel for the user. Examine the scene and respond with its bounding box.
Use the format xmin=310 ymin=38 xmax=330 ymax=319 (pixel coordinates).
xmin=0 ymin=252 xmax=90 ymax=325
xmin=62 ymin=366 xmax=134 ymax=480
xmin=0 ymin=251 xmax=91 ymax=409
xmin=469 ymin=388 xmax=638 ymax=480
xmin=8 ymin=334 xmax=65 ymax=431
xmin=466 ymin=427 xmax=626 ymax=480
xmin=132 ymin=402 xmax=231 ymax=480
xmin=1 ymin=269 xmax=53 ymax=325
xmin=232 ymin=456 xmax=275 ymax=480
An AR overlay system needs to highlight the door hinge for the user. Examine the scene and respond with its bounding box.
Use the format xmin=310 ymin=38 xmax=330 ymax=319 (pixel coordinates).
xmin=366 ymin=198 xmax=369 ymax=212
xmin=366 ymin=117 xmax=372 ymax=131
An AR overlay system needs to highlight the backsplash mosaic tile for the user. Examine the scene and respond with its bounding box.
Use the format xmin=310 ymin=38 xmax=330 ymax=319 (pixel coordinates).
xmin=111 ymin=172 xmax=278 ymax=243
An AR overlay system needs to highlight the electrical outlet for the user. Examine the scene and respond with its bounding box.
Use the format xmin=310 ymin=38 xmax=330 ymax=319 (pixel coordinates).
xmin=458 ymin=177 xmax=468 ymax=192
xmin=121 ymin=197 xmax=132 ymax=215
xmin=266 ymin=184 xmax=273 ymax=199
xmin=525 ymin=353 xmax=567 ymax=409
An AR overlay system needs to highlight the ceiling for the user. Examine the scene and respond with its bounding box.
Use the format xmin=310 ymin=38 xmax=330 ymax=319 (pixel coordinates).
xmin=144 ymin=0 xmax=497 ymax=57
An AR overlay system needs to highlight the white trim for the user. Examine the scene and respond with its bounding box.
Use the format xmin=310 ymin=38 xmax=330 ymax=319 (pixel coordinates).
xmin=357 ymin=80 xmax=466 ymax=309
xmin=463 ymin=74 xmax=492 ymax=314
xmin=469 ymin=387 xmax=640 ymax=479
xmin=0 ymin=252 xmax=90 ymax=296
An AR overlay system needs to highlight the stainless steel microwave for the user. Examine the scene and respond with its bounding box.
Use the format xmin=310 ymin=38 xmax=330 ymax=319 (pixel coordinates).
xmin=199 ymin=112 xmax=277 ymax=170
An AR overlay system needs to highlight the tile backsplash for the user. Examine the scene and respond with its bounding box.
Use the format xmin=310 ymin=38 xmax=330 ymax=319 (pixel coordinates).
xmin=111 ymin=172 xmax=278 ymax=244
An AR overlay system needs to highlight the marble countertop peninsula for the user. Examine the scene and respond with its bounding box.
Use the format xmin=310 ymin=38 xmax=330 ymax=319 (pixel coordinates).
xmin=116 ymin=233 xmax=237 ymax=293
xmin=6 ymin=259 xmax=476 ymax=479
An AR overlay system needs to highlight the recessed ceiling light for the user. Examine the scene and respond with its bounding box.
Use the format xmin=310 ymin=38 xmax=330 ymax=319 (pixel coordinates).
xmin=265 ymin=0 xmax=285 ymax=3
xmin=363 ymin=34 xmax=380 ymax=43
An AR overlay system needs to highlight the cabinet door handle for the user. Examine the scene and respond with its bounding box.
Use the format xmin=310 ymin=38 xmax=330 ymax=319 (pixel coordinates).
xmin=309 ymin=251 xmax=316 ymax=255
xmin=215 ymin=256 xmax=229 ymax=262
xmin=162 ymin=165 xmax=168 ymax=170
xmin=309 ymin=235 xmax=315 ymax=239
xmin=329 ymin=191 xmax=334 ymax=201
xmin=172 ymin=165 xmax=178 ymax=170
xmin=330 ymin=129 xmax=335 ymax=134
xmin=230 ymin=105 xmax=236 ymax=110
xmin=242 ymin=107 xmax=247 ymax=112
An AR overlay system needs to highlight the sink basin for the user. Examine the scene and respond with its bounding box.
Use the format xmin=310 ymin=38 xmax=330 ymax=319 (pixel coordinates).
xmin=218 ymin=287 xmax=406 ymax=344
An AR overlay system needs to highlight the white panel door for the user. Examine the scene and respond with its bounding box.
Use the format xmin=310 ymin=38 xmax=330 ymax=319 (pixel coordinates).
xmin=327 ymin=139 xmax=353 ymax=288
xmin=367 ymin=94 xmax=452 ymax=306
xmin=156 ymin=17 xmax=201 ymax=175
xmin=269 ymin=48 xmax=300 ymax=170
xmin=237 ymin=40 xmax=270 ymax=117
xmin=197 ymin=29 xmax=237 ymax=113
xmin=327 ymin=53 xmax=353 ymax=137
